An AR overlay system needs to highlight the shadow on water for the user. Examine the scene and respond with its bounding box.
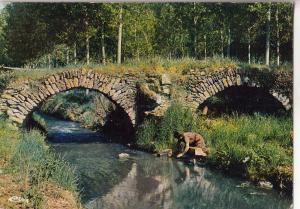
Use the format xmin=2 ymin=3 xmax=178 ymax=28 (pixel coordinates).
xmin=32 ymin=113 xmax=293 ymax=209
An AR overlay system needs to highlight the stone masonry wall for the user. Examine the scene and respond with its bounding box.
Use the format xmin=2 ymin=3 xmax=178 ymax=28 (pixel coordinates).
xmin=0 ymin=69 xmax=137 ymax=125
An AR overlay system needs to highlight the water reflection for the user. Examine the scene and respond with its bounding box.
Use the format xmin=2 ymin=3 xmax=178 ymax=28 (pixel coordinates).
xmin=41 ymin=114 xmax=292 ymax=209
xmin=52 ymin=143 xmax=291 ymax=209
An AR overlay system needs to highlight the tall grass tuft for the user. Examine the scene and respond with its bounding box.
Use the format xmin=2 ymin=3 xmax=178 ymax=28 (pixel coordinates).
xmin=137 ymin=102 xmax=197 ymax=152
xmin=10 ymin=130 xmax=77 ymax=192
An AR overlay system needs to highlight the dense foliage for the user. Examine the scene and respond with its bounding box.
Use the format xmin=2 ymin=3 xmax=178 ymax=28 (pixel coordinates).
xmin=0 ymin=2 xmax=293 ymax=67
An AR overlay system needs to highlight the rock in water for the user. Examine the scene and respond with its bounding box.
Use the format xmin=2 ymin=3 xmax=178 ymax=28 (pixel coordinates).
xmin=118 ymin=153 xmax=130 ymax=158
xmin=258 ymin=181 xmax=273 ymax=189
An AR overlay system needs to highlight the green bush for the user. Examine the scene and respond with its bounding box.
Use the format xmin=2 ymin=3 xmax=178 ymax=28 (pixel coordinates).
xmin=137 ymin=102 xmax=197 ymax=152
xmin=0 ymin=72 xmax=14 ymax=93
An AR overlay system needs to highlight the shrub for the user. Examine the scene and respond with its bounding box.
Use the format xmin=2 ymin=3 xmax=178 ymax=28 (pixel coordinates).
xmin=136 ymin=102 xmax=197 ymax=152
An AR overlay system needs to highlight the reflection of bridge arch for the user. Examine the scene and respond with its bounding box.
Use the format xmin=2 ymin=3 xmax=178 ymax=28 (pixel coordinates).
xmin=0 ymin=69 xmax=137 ymax=126
xmin=185 ymin=68 xmax=292 ymax=111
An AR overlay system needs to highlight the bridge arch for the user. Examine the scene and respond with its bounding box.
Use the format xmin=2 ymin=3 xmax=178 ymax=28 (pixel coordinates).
xmin=185 ymin=68 xmax=292 ymax=111
xmin=0 ymin=69 xmax=137 ymax=126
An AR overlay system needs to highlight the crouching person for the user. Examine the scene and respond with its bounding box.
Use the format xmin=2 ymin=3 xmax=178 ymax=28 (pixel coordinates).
xmin=174 ymin=131 xmax=209 ymax=158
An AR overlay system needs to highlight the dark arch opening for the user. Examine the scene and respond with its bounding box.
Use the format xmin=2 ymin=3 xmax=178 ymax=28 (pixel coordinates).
xmin=25 ymin=88 xmax=134 ymax=143
xmin=198 ymin=86 xmax=287 ymax=116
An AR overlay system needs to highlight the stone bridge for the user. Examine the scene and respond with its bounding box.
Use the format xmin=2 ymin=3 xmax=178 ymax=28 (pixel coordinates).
xmin=0 ymin=67 xmax=293 ymax=127
xmin=184 ymin=67 xmax=292 ymax=111
xmin=0 ymin=69 xmax=137 ymax=125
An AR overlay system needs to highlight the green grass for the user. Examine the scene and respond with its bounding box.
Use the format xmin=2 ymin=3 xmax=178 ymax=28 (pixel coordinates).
xmin=0 ymin=116 xmax=20 ymax=166
xmin=136 ymin=103 xmax=293 ymax=192
xmin=198 ymin=113 xmax=292 ymax=191
xmin=1 ymin=57 xmax=292 ymax=88
xmin=0 ymin=117 xmax=79 ymax=207
xmin=10 ymin=130 xmax=77 ymax=191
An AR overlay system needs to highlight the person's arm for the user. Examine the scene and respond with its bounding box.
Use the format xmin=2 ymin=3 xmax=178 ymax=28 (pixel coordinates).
xmin=176 ymin=137 xmax=189 ymax=158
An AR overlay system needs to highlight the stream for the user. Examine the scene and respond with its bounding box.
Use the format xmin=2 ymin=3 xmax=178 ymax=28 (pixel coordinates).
xmin=39 ymin=114 xmax=292 ymax=209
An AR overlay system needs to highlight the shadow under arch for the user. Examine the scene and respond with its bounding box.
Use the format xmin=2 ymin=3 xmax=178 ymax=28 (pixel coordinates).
xmin=198 ymin=86 xmax=289 ymax=116
xmin=26 ymin=87 xmax=135 ymax=143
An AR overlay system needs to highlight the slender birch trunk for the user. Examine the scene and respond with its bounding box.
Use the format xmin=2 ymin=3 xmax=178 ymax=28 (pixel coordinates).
xmin=227 ymin=27 xmax=231 ymax=57
xmin=101 ymin=27 xmax=106 ymax=65
xmin=48 ymin=54 xmax=51 ymax=69
xmin=193 ymin=2 xmax=198 ymax=58
xmin=248 ymin=33 xmax=251 ymax=64
xmin=266 ymin=4 xmax=271 ymax=66
xmin=74 ymin=42 xmax=77 ymax=65
xmin=221 ymin=30 xmax=224 ymax=58
xmin=276 ymin=6 xmax=280 ymax=66
xmin=204 ymin=35 xmax=207 ymax=61
xmin=86 ymin=35 xmax=90 ymax=65
xmin=117 ymin=6 xmax=123 ymax=64
xmin=66 ymin=47 xmax=69 ymax=65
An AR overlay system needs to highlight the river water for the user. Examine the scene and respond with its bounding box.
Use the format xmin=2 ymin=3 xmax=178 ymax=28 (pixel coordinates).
xmin=40 ymin=114 xmax=292 ymax=209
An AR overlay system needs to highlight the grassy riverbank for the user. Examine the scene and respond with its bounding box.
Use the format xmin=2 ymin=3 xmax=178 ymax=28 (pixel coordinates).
xmin=0 ymin=116 xmax=81 ymax=209
xmin=136 ymin=103 xmax=293 ymax=193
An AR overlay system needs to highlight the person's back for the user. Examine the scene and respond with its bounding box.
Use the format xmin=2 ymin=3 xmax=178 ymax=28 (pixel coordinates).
xmin=175 ymin=132 xmax=209 ymax=158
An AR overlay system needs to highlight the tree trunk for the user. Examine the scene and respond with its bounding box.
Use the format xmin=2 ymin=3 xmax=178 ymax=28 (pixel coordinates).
xmin=227 ymin=27 xmax=231 ymax=57
xmin=248 ymin=36 xmax=251 ymax=64
xmin=204 ymin=35 xmax=207 ymax=61
xmin=74 ymin=42 xmax=77 ymax=65
xmin=86 ymin=36 xmax=90 ymax=65
xmin=221 ymin=30 xmax=224 ymax=58
xmin=101 ymin=27 xmax=106 ymax=65
xmin=44 ymin=56 xmax=47 ymax=68
xmin=117 ymin=6 xmax=123 ymax=64
xmin=266 ymin=4 xmax=271 ymax=66
xmin=276 ymin=6 xmax=280 ymax=66
xmin=66 ymin=47 xmax=69 ymax=65
xmin=48 ymin=54 xmax=51 ymax=69
xmin=193 ymin=2 xmax=198 ymax=58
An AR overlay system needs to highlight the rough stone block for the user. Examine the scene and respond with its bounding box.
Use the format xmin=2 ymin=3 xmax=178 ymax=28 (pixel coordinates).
xmin=161 ymin=74 xmax=171 ymax=85
xmin=46 ymin=85 xmax=55 ymax=94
